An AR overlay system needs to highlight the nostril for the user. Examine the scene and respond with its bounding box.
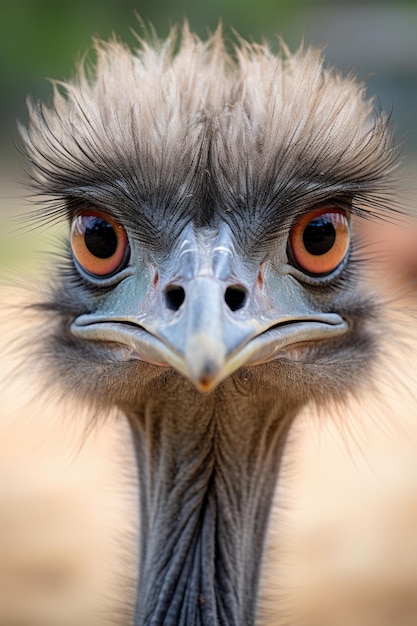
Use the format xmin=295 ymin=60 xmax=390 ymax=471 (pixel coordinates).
xmin=225 ymin=285 xmax=247 ymax=312
xmin=164 ymin=285 xmax=186 ymax=311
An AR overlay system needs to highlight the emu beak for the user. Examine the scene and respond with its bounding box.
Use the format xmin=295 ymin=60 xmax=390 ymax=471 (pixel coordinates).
xmin=148 ymin=276 xmax=261 ymax=392
xmin=71 ymin=270 xmax=347 ymax=393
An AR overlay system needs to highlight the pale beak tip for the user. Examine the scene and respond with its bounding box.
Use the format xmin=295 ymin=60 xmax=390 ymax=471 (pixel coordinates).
xmin=185 ymin=335 xmax=226 ymax=393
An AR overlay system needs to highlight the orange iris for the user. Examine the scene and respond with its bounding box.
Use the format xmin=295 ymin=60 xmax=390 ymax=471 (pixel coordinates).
xmin=289 ymin=208 xmax=350 ymax=276
xmin=71 ymin=211 xmax=129 ymax=277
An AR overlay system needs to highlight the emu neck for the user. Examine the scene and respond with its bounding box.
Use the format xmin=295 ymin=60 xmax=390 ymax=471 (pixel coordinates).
xmin=127 ymin=376 xmax=295 ymax=626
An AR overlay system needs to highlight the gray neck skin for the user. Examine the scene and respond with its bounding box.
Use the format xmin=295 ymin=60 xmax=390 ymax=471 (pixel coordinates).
xmin=126 ymin=374 xmax=296 ymax=626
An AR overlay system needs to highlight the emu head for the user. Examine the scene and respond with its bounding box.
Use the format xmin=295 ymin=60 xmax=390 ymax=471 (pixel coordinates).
xmin=20 ymin=27 xmax=397 ymax=626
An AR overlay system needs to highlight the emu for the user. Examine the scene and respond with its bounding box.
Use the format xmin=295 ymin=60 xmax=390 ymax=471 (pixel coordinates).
xmin=19 ymin=26 xmax=398 ymax=625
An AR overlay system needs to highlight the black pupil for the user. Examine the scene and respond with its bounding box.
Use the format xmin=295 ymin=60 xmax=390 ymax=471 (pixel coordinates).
xmin=84 ymin=217 xmax=118 ymax=259
xmin=303 ymin=217 xmax=336 ymax=256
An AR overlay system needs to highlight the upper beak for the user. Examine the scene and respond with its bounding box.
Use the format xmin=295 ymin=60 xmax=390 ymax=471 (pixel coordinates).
xmin=146 ymin=276 xmax=261 ymax=391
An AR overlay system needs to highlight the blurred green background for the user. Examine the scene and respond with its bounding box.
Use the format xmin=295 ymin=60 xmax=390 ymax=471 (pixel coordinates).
xmin=0 ymin=0 xmax=416 ymax=270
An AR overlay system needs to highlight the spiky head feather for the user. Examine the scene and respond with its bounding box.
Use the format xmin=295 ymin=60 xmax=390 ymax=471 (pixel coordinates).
xmin=20 ymin=26 xmax=397 ymax=250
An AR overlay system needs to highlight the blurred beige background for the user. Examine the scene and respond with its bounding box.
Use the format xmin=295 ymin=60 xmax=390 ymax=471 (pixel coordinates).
xmin=1 ymin=1 xmax=417 ymax=625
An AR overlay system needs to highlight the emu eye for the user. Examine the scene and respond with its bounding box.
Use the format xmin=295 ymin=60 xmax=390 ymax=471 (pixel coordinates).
xmin=71 ymin=211 xmax=129 ymax=277
xmin=289 ymin=208 xmax=350 ymax=276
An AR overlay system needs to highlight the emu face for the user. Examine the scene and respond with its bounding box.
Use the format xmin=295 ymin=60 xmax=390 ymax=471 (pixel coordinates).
xmin=21 ymin=28 xmax=396 ymax=626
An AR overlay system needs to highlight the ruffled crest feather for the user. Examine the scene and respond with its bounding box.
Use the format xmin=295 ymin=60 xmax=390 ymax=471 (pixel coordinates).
xmin=20 ymin=25 xmax=398 ymax=247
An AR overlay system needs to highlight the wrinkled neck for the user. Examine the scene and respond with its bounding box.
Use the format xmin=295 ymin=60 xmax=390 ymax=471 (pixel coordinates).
xmin=127 ymin=377 xmax=295 ymax=626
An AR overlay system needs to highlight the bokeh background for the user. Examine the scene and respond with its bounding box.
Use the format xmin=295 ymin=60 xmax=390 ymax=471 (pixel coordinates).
xmin=1 ymin=0 xmax=417 ymax=165
xmin=1 ymin=1 xmax=417 ymax=625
